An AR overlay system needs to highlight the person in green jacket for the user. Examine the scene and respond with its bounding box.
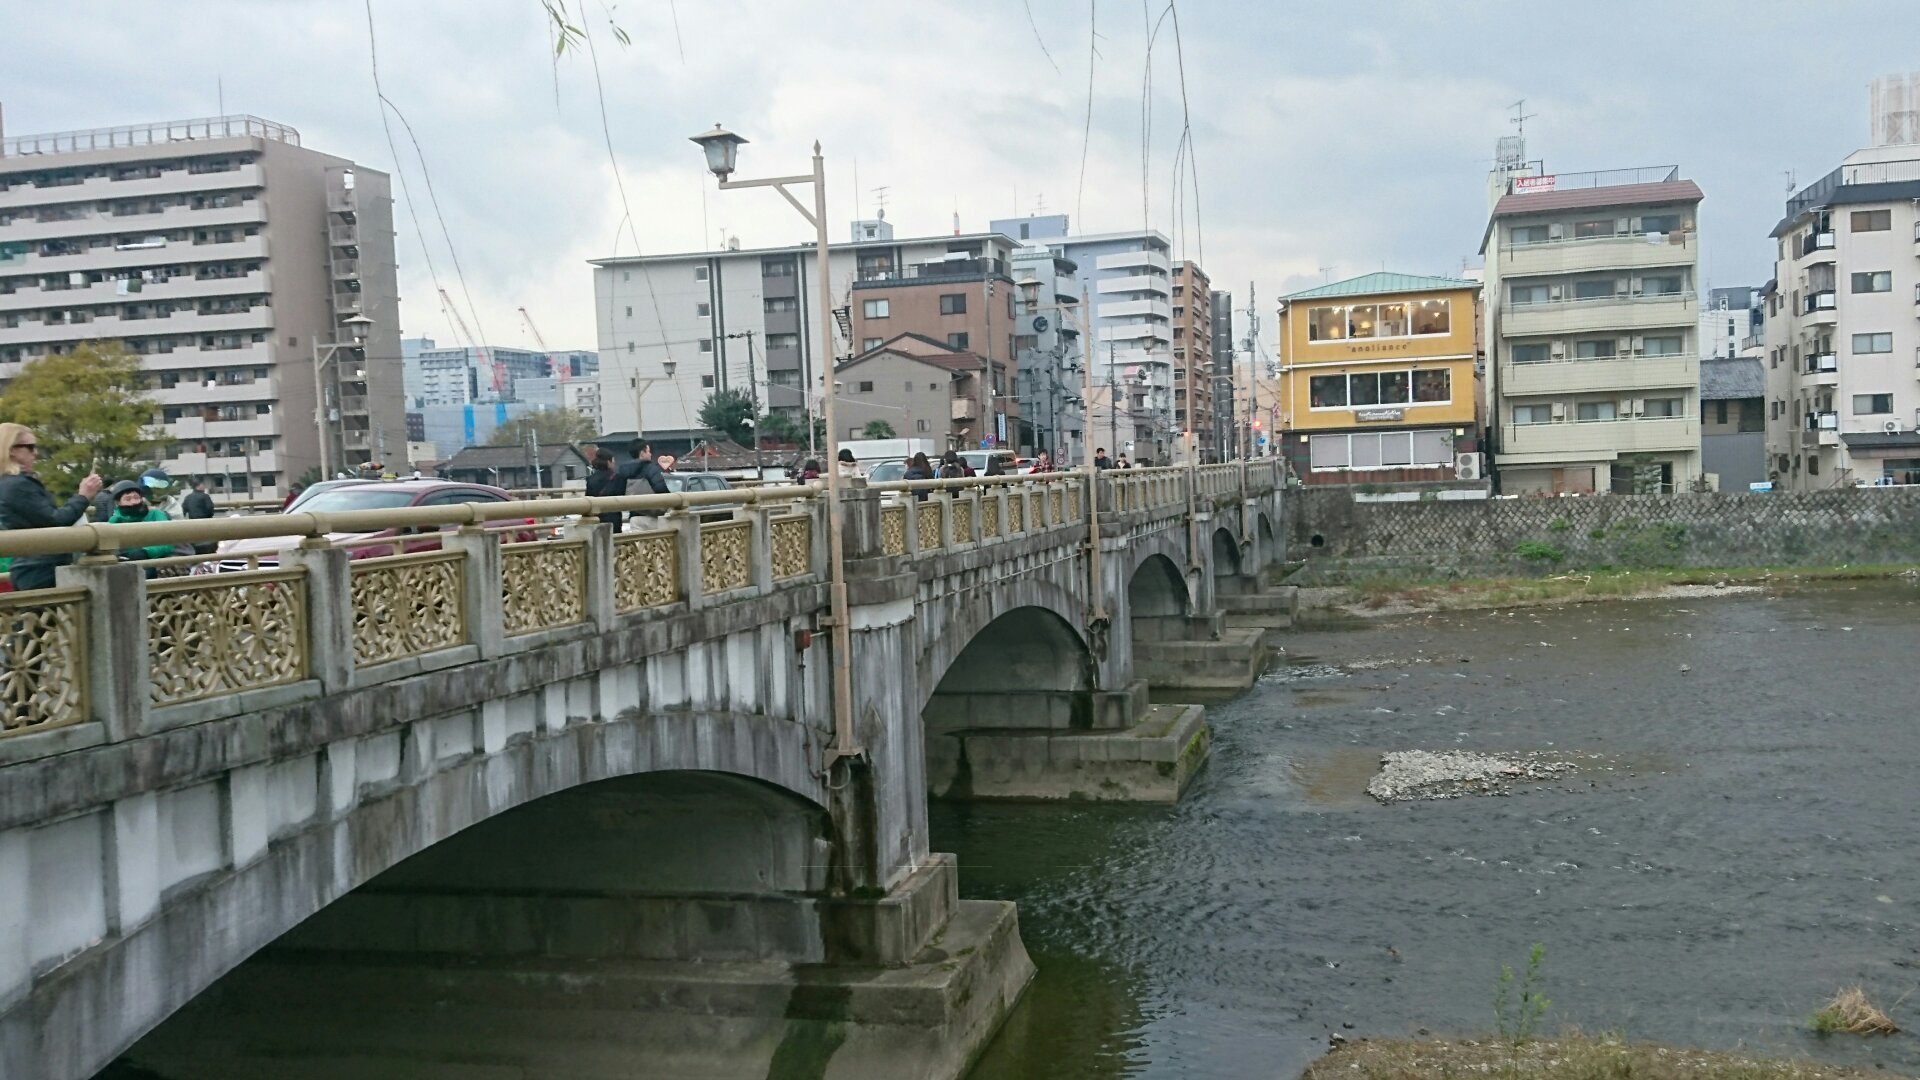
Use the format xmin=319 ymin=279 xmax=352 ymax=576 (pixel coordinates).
xmin=105 ymin=480 xmax=184 ymax=573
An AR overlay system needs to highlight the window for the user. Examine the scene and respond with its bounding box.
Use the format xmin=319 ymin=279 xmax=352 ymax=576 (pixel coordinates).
xmin=1348 ymin=372 xmax=1381 ymax=406
xmin=862 ymin=298 xmax=890 ymax=318
xmin=1575 ymin=279 xmax=1618 ymax=299
xmin=1309 ymin=434 xmax=1349 ymax=469
xmin=1643 ymin=397 xmax=1683 ymax=418
xmin=1715 ymin=401 xmax=1729 ymax=425
xmin=1640 ymin=275 xmax=1683 ymax=296
xmin=762 ymin=258 xmax=797 ymax=277
xmin=946 ymin=332 xmax=969 ymax=349
xmin=856 ymin=380 xmax=873 ymax=392
xmin=1308 ymin=374 xmax=1347 ymax=407
xmin=698 ymin=339 xmax=713 ymax=353
xmin=1851 ymin=209 xmax=1892 ymax=232
xmin=1410 ymin=298 xmax=1450 ymax=335
xmin=1853 ymin=393 xmax=1894 ymax=415
xmin=694 ymin=266 xmax=709 ymax=281
xmin=1412 ymin=368 xmax=1450 ymax=402
xmin=1308 ymin=432 xmax=1452 ymax=471
xmin=1510 ymin=284 xmax=1549 ymax=305
xmin=1853 ymin=333 xmax=1893 ymax=354
xmin=700 ymin=374 xmax=715 ymax=388
xmin=904 ymin=381 xmax=914 ymax=392
xmin=939 ymin=294 xmax=967 ymax=315
xmin=1850 ymin=271 xmax=1892 ymax=294
xmin=1510 ymin=225 xmax=1551 ymax=245
xmin=1511 ymin=342 xmax=1550 ymax=364
xmin=1573 ymin=219 xmax=1614 ymax=238
xmin=1642 ymin=336 xmax=1684 ymax=356
xmin=624 ymin=306 xmax=632 ymax=317
xmin=915 ymin=419 xmax=929 ymax=433
xmin=1375 ymin=302 xmax=1409 ymax=337
xmin=1308 ymin=306 xmax=1346 ymax=341
xmin=765 ymin=332 xmax=799 ymax=350
xmin=1346 ymin=304 xmax=1379 ymax=339
xmin=861 ymin=337 xmax=883 ymax=351
xmin=1576 ymin=401 xmax=1617 ymax=421
xmin=1575 ymin=340 xmax=1616 ymax=359
xmin=696 ymin=302 xmax=711 ymax=317
xmin=764 ymin=296 xmax=797 ymax=313
xmin=1640 ymin=214 xmax=1681 ymax=234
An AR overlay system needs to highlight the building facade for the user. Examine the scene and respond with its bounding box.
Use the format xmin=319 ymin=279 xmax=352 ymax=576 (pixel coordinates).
xmin=1276 ymin=273 xmax=1482 ymax=485
xmin=591 ymin=222 xmax=1021 ymax=439
xmin=512 ymin=374 xmax=602 ymax=428
xmin=0 ymin=114 xmax=404 ymax=496
xmin=1172 ymin=260 xmax=1216 ymax=460
xmin=1700 ymin=286 xmax=1761 ymax=361
xmin=834 ymin=333 xmax=1007 ymax=450
xmin=989 ymin=217 xmax=1178 ymax=462
xmin=1481 ymin=159 xmax=1704 ymax=494
xmin=415 ymin=344 xmax=549 ymax=407
xmin=1210 ymin=288 xmax=1236 ymax=459
xmin=1700 ymin=355 xmax=1766 ymax=490
xmin=1761 ymin=139 xmax=1920 ymax=489
xmin=1010 ymin=246 xmax=1086 ymax=462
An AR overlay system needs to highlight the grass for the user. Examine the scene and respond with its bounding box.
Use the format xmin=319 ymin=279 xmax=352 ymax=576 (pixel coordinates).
xmin=1339 ymin=565 xmax=1920 ymax=614
xmin=1808 ymin=986 xmax=1900 ymax=1036
xmin=1301 ymin=1033 xmax=1889 ymax=1080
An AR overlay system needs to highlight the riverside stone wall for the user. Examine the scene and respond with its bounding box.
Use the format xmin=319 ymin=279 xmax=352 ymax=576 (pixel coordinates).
xmin=1288 ymin=487 xmax=1920 ymax=582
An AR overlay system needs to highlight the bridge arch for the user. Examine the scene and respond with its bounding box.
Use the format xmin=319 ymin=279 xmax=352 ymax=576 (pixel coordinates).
xmin=916 ymin=575 xmax=1092 ymax=714
xmin=1211 ymin=525 xmax=1244 ymax=591
xmin=1127 ymin=551 xmax=1192 ymax=643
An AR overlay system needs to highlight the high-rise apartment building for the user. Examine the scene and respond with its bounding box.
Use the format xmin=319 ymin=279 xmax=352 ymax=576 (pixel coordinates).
xmin=1481 ymin=150 xmax=1704 ymax=494
xmin=1171 ymin=261 xmax=1216 ymax=460
xmin=0 ymin=115 xmax=402 ymax=495
xmin=1762 ymin=132 xmax=1920 ymax=488
xmin=990 ymin=216 xmax=1178 ymax=462
xmin=1010 ymin=245 xmax=1086 ymax=461
xmin=413 ymin=344 xmax=549 ymax=407
xmin=1210 ymin=289 xmax=1236 ymax=459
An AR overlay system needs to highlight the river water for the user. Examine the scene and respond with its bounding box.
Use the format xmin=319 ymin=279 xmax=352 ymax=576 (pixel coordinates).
xmin=943 ymin=583 xmax=1920 ymax=1079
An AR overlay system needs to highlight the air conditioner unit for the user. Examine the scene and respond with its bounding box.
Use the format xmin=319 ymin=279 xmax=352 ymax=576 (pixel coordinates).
xmin=1884 ymin=420 xmax=1902 ymax=434
xmin=1548 ymin=285 xmax=1564 ymax=301
xmin=1615 ymin=218 xmax=1630 ymax=234
xmin=1547 ymin=223 xmax=1565 ymax=241
xmin=1549 ymin=343 xmax=1567 ymax=359
xmin=1550 ymin=403 xmax=1567 ymax=420
xmin=1621 ymin=398 xmax=1637 ymax=416
xmin=1455 ymin=452 xmax=1484 ymax=481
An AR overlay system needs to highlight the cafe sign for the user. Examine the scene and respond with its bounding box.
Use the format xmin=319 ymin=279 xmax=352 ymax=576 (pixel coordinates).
xmin=1355 ymin=408 xmax=1405 ymax=423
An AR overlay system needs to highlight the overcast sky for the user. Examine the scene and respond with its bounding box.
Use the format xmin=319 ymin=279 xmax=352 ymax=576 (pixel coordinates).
xmin=5 ymin=0 xmax=1915 ymax=354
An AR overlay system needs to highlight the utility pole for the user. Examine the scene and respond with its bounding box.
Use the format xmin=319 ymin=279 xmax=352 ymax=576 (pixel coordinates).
xmin=1245 ymin=282 xmax=1259 ymax=458
xmin=726 ymin=329 xmax=764 ymax=478
xmin=1107 ymin=340 xmax=1119 ymax=459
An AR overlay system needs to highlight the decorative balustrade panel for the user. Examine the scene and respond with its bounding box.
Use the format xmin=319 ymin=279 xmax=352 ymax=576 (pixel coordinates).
xmin=881 ymin=506 xmax=908 ymax=555
xmin=0 ymin=588 xmax=88 ymax=736
xmin=981 ymin=496 xmax=1000 ymax=538
xmin=351 ymin=552 xmax=467 ymax=667
xmin=701 ymin=521 xmax=752 ymax=594
xmin=614 ymin=530 xmax=679 ymax=611
xmin=501 ymin=540 xmax=588 ymax=636
xmin=1007 ymin=492 xmax=1025 ymax=534
xmin=917 ymin=501 xmax=944 ymax=552
xmin=949 ymin=497 xmax=973 ymax=545
xmin=770 ymin=515 xmax=812 ymax=580
xmin=147 ymin=570 xmax=307 ymax=706
xmin=1050 ymin=488 xmax=1065 ymax=523
xmin=1067 ymin=484 xmax=1081 ymax=520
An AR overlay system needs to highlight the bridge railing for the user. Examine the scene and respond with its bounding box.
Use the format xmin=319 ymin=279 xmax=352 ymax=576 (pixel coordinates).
xmin=865 ymin=472 xmax=1087 ymax=557
xmin=0 ymin=486 xmax=831 ymax=759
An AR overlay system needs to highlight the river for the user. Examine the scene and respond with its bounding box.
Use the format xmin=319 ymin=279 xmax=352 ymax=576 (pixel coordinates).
xmin=944 ymin=582 xmax=1920 ymax=1078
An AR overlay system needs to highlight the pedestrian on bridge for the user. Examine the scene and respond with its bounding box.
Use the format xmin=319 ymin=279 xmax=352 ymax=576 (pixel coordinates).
xmin=904 ymin=452 xmax=934 ymax=501
xmin=0 ymin=423 xmax=104 ymax=591
xmin=582 ymin=449 xmax=623 ymax=528
xmin=106 ymin=481 xmax=186 ymax=577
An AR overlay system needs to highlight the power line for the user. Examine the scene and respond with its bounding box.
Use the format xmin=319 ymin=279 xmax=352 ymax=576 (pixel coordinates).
xmin=1021 ymin=0 xmax=1060 ymax=74
xmin=1165 ymin=0 xmax=1203 ymax=268
xmin=1075 ymin=0 xmax=1096 ymax=226
xmin=379 ymin=94 xmax=490 ymax=350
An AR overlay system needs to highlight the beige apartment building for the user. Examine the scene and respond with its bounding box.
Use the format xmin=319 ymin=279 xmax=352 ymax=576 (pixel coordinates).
xmin=0 ymin=115 xmax=403 ymax=497
xmin=1171 ymin=260 xmax=1216 ymax=459
xmin=1481 ymin=157 xmax=1704 ymax=494
xmin=1762 ymin=134 xmax=1920 ymax=489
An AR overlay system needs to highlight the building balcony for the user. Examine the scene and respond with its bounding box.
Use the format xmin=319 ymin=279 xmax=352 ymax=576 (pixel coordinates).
xmin=1498 ymin=232 xmax=1698 ymax=277
xmin=852 ymin=257 xmax=1007 ymax=287
xmin=163 ymin=415 xmax=277 ymax=440
xmin=1798 ymin=231 xmax=1837 ymax=262
xmin=154 ymin=377 xmax=277 ymax=405
xmin=950 ymin=396 xmax=975 ymax=421
xmin=0 ymin=163 xmax=264 ymax=211
xmin=1098 ymin=322 xmax=1173 ymax=346
xmin=1097 ymin=298 xmax=1173 ymax=321
xmin=20 ymin=234 xmax=268 ymax=276
xmin=1806 ymin=351 xmax=1838 ymax=385
xmin=1501 ymin=354 xmax=1697 ymax=396
xmin=1095 ymin=274 xmax=1171 ymax=297
xmin=162 ymin=448 xmax=278 ymax=476
xmin=1502 ymin=292 xmax=1696 ymax=337
xmin=1500 ymin=415 xmax=1699 ymax=459
xmin=131 ymin=342 xmax=275 ymax=371
xmin=0 ymin=269 xmax=273 ymax=313
xmin=1094 ymin=249 xmax=1171 ymax=274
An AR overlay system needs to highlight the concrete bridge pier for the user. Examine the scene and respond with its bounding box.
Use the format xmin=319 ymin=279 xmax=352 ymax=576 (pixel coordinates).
xmin=1121 ymin=506 xmax=1271 ymax=695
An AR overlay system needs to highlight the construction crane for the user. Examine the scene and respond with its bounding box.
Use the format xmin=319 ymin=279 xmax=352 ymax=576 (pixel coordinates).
xmin=440 ymin=287 xmax=500 ymax=395
xmin=518 ymin=306 xmax=566 ymax=386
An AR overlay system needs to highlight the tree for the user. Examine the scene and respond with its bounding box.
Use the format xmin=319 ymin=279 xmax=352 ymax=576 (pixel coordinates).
xmin=697 ymin=389 xmax=756 ymax=447
xmin=0 ymin=344 xmax=161 ymax=496
xmin=487 ymin=407 xmax=597 ymax=448
xmin=758 ymin=410 xmax=826 ymax=452
xmin=861 ymin=419 xmax=897 ymax=439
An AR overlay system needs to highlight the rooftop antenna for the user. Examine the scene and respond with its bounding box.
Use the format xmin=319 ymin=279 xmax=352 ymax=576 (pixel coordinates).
xmin=953 ymin=198 xmax=961 ymax=237
xmin=872 ymin=185 xmax=890 ymax=221
xmin=1784 ymin=169 xmax=1797 ymax=193
xmin=853 ymin=158 xmax=861 ymax=222
xmin=1033 ymin=192 xmax=1048 ymax=216
xmin=1510 ymin=98 xmax=1536 ymax=140
xmin=1319 ymin=264 xmax=1336 ymax=283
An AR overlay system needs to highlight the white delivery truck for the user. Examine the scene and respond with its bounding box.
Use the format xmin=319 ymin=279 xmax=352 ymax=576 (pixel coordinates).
xmin=835 ymin=438 xmax=942 ymax=475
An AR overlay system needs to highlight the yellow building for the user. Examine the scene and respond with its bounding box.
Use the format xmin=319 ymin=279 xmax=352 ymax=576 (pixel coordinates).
xmin=1276 ymin=272 xmax=1483 ymax=484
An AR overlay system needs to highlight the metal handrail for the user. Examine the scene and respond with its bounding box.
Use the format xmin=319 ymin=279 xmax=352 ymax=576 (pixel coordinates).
xmin=0 ymin=485 xmax=824 ymax=559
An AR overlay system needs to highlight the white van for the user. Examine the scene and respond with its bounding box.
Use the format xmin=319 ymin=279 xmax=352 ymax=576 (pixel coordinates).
xmin=838 ymin=438 xmax=942 ymax=474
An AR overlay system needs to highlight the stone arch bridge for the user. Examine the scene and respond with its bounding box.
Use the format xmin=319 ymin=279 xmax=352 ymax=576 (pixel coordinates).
xmin=0 ymin=462 xmax=1285 ymax=1080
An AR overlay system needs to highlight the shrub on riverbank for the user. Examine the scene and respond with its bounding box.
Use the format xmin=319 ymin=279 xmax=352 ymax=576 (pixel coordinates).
xmin=1301 ymin=1033 xmax=1885 ymax=1079
xmin=1809 ymin=986 xmax=1899 ymax=1036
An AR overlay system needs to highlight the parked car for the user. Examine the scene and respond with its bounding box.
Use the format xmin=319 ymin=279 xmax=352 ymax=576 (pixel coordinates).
xmin=281 ymin=478 xmax=378 ymax=513
xmin=206 ymin=481 xmax=531 ymax=572
xmin=959 ymin=450 xmax=1019 ymax=476
xmin=865 ymin=460 xmax=909 ymax=483
xmin=664 ymin=473 xmax=731 ymax=494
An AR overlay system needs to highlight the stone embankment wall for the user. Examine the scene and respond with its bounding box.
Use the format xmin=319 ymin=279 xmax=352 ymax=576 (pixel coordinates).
xmin=1288 ymin=487 xmax=1920 ymax=581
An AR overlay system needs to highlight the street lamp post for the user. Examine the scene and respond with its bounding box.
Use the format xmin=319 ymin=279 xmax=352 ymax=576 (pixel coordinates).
xmin=312 ymin=313 xmax=374 ymax=480
xmin=629 ymin=358 xmax=677 ymax=439
xmin=691 ymin=124 xmax=860 ymax=770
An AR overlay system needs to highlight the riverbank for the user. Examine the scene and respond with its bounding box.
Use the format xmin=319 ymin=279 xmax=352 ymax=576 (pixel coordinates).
xmin=1293 ymin=564 xmax=1920 ymax=617
xmin=1301 ymin=1034 xmax=1893 ymax=1079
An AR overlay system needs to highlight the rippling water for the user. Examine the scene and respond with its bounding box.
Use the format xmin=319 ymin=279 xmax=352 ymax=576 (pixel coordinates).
xmin=945 ymin=583 xmax=1920 ymax=1079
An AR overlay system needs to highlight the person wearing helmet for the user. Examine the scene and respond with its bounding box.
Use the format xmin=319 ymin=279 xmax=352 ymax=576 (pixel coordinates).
xmin=106 ymin=479 xmax=182 ymax=572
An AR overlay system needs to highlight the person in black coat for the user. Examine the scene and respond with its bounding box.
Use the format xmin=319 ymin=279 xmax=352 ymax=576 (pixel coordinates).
xmin=614 ymin=439 xmax=669 ymax=495
xmin=0 ymin=424 xmax=105 ymax=591
xmin=582 ymin=449 xmax=623 ymax=528
xmin=182 ymin=479 xmax=216 ymax=520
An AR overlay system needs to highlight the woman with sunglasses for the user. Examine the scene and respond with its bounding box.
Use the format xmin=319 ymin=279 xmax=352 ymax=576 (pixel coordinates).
xmin=0 ymin=424 xmax=104 ymax=591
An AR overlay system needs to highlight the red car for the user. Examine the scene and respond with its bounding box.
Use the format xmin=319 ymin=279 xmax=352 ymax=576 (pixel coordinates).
xmin=206 ymin=480 xmax=533 ymax=572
